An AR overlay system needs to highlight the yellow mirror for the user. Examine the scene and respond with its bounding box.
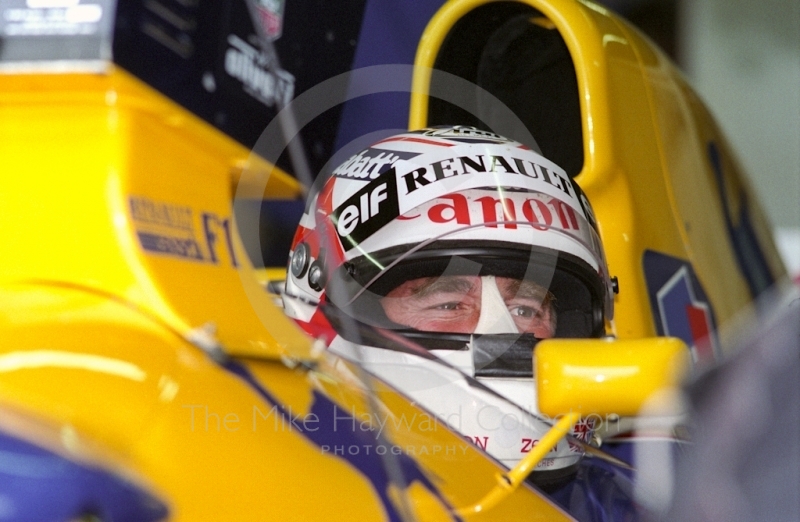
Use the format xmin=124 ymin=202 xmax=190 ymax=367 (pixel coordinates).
xmin=536 ymin=337 xmax=691 ymax=418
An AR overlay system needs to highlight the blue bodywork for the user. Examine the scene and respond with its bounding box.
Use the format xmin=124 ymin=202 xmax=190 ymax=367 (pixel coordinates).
xmin=0 ymin=429 xmax=167 ymax=522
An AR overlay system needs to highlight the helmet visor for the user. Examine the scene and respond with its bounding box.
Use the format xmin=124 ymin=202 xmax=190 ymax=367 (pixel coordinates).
xmin=326 ymin=212 xmax=609 ymax=340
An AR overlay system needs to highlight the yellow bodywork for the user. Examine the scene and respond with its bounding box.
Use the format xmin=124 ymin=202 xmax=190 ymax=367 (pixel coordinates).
xmin=535 ymin=337 xmax=691 ymax=417
xmin=0 ymin=0 xmax=789 ymax=518
xmin=0 ymin=69 xmax=572 ymax=519
xmin=410 ymin=0 xmax=787 ymax=348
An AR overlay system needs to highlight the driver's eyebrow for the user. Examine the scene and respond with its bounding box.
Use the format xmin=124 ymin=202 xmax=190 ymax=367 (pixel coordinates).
xmin=411 ymin=277 xmax=476 ymax=299
xmin=502 ymin=279 xmax=552 ymax=301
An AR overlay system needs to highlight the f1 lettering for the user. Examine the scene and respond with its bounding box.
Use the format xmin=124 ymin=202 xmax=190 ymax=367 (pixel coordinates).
xmin=203 ymin=212 xmax=239 ymax=267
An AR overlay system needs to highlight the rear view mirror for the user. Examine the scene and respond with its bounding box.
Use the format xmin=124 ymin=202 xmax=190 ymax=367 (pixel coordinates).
xmin=536 ymin=337 xmax=691 ymax=417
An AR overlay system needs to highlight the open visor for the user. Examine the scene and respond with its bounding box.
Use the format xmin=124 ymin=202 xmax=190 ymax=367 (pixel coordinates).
xmin=324 ymin=189 xmax=611 ymax=344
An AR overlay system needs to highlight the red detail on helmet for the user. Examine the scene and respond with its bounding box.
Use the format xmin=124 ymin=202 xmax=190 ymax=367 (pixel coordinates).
xmin=311 ymin=178 xmax=346 ymax=269
xmin=372 ymin=136 xmax=455 ymax=147
xmin=298 ymin=304 xmax=337 ymax=345
xmin=428 ymin=194 xmax=471 ymax=225
xmin=475 ymin=195 xmax=518 ymax=229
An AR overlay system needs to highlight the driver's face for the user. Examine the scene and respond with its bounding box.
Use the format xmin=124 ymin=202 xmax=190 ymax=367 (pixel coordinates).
xmin=380 ymin=275 xmax=556 ymax=337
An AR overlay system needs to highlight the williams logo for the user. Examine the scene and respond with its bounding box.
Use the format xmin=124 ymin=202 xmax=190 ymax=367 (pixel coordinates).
xmin=224 ymin=34 xmax=294 ymax=108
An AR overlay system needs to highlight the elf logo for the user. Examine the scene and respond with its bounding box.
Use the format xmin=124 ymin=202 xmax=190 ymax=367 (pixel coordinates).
xmin=336 ymin=183 xmax=388 ymax=236
xmin=333 ymin=175 xmax=400 ymax=245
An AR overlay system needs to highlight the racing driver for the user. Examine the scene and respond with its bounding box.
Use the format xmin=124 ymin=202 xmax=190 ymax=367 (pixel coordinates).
xmin=282 ymin=125 xmax=617 ymax=482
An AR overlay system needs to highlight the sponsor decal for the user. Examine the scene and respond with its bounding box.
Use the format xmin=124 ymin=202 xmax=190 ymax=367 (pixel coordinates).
xmin=130 ymin=196 xmax=204 ymax=261
xmin=136 ymin=232 xmax=204 ymax=261
xmin=129 ymin=196 xmax=238 ymax=267
xmin=224 ymin=34 xmax=294 ymax=108
xmin=399 ymin=192 xmax=586 ymax=234
xmin=332 ymin=148 xmax=420 ymax=180
xmin=468 ymin=435 xmax=489 ymax=451
xmin=331 ymin=149 xmax=589 ymax=248
xmin=397 ymin=153 xmax=575 ymax=199
xmin=519 ymin=419 xmax=592 ymax=454
xmin=333 ymin=175 xmax=400 ymax=245
xmin=571 ymin=417 xmax=594 ymax=443
xmin=520 ymin=437 xmax=538 ymax=453
xmin=644 ymin=250 xmax=720 ymax=364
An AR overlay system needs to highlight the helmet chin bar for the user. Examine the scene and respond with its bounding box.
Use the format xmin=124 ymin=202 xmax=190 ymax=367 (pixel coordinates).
xmin=470 ymin=333 xmax=540 ymax=378
xmin=322 ymin=301 xmax=586 ymax=490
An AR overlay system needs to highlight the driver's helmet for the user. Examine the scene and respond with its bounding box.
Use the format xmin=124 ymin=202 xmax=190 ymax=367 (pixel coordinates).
xmin=284 ymin=125 xmax=614 ymax=352
xmin=283 ymin=126 xmax=615 ymax=476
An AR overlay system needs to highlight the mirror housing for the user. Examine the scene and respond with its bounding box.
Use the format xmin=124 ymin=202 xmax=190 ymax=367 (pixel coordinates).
xmin=536 ymin=337 xmax=691 ymax=418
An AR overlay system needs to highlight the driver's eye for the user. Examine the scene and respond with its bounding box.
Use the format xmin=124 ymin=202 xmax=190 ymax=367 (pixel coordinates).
xmin=433 ymin=302 xmax=462 ymax=311
xmin=509 ymin=306 xmax=537 ymax=318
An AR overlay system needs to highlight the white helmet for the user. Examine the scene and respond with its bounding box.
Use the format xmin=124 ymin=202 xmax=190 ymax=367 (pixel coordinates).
xmin=284 ymin=126 xmax=615 ymax=477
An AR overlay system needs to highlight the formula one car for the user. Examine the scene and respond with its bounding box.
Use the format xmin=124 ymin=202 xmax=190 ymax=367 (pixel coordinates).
xmin=0 ymin=0 xmax=790 ymax=520
xmin=0 ymin=402 xmax=168 ymax=521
